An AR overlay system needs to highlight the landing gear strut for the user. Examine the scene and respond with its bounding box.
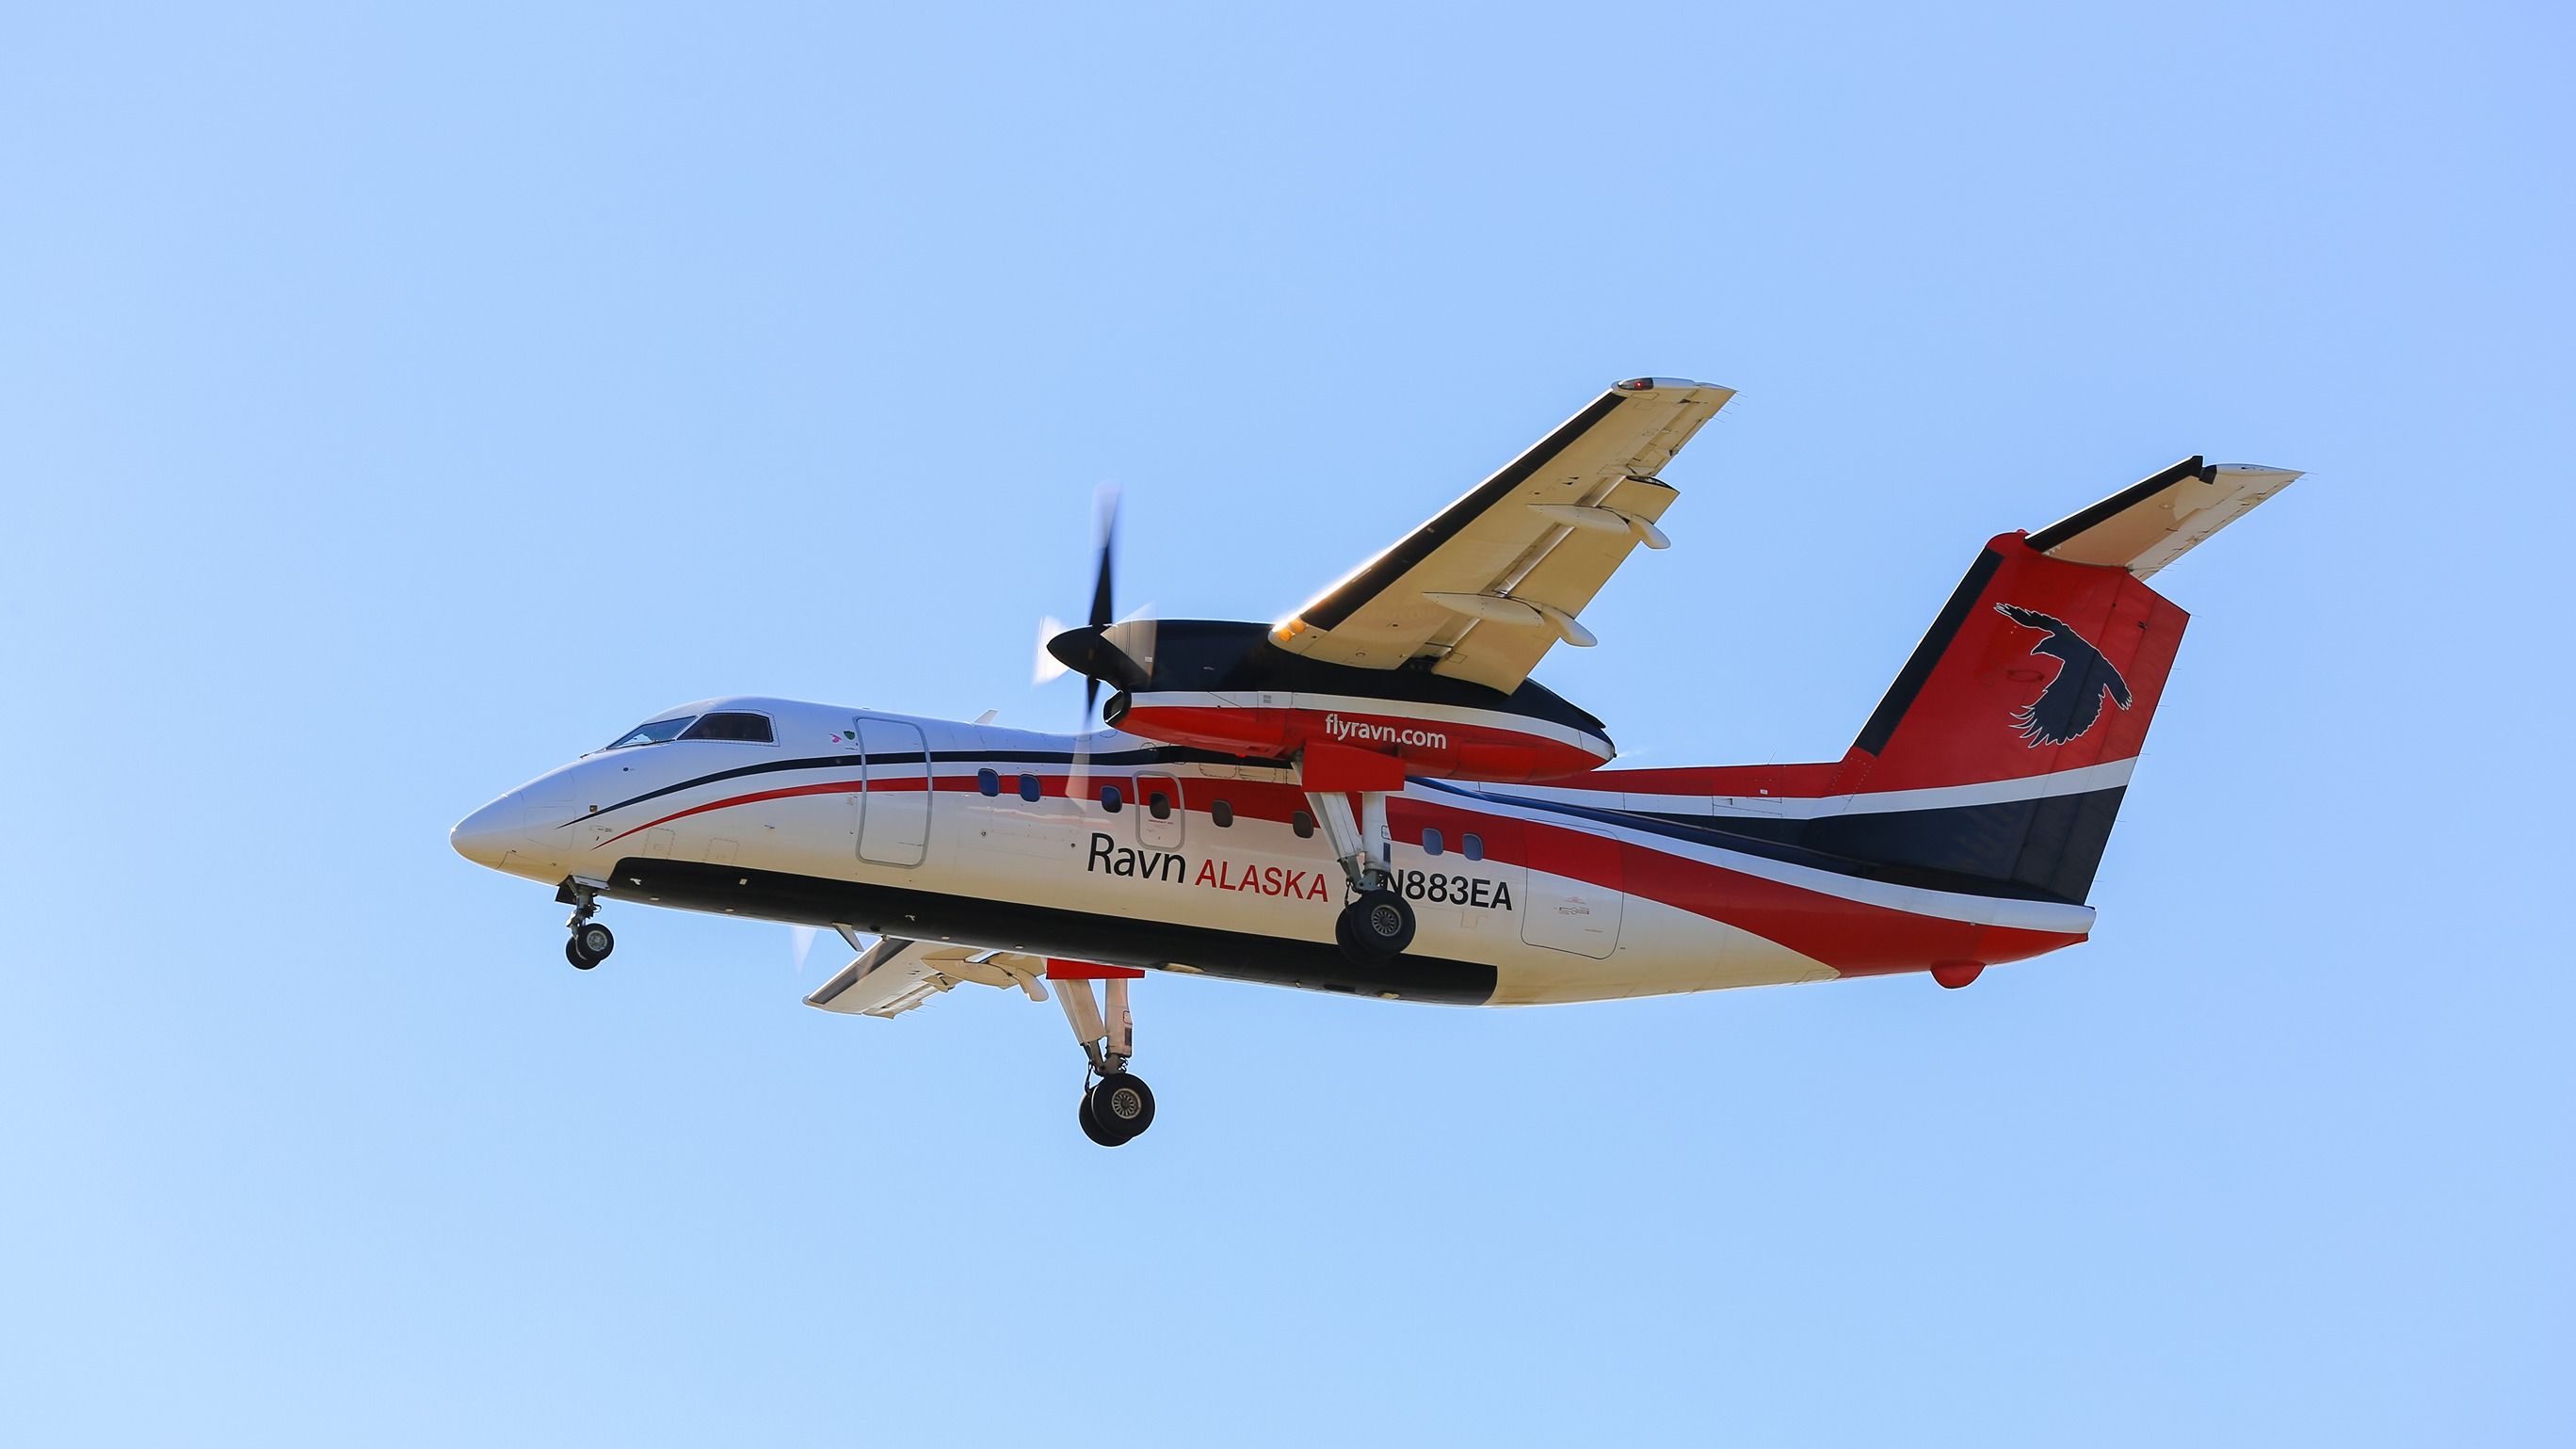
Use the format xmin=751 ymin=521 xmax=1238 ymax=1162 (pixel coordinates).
xmin=557 ymin=877 xmax=614 ymax=970
xmin=1057 ymin=967 xmax=1155 ymax=1146
xmin=1308 ymin=788 xmax=1415 ymax=963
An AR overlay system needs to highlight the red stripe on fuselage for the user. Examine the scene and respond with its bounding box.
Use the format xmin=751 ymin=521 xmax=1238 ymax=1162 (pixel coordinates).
xmin=586 ymin=762 xmax=2084 ymax=974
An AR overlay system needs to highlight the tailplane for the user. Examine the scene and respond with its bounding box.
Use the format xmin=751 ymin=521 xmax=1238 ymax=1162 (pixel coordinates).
xmin=1586 ymin=458 xmax=2302 ymax=904
xmin=1821 ymin=457 xmax=2300 ymax=900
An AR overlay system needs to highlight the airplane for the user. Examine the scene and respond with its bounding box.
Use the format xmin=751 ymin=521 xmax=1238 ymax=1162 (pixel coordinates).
xmin=452 ymin=377 xmax=2304 ymax=1146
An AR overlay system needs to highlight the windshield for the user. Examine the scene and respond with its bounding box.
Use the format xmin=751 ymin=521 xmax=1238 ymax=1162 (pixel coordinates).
xmin=679 ymin=711 xmax=774 ymax=743
xmin=605 ymin=716 xmax=698 ymax=749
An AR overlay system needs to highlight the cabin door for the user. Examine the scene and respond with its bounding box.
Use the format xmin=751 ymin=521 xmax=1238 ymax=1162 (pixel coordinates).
xmin=854 ymin=716 xmax=930 ymax=867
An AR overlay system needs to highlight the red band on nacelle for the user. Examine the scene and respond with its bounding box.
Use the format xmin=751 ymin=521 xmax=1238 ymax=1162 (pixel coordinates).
xmin=1118 ymin=700 xmax=1611 ymax=783
xmin=1297 ymin=741 xmax=1408 ymax=792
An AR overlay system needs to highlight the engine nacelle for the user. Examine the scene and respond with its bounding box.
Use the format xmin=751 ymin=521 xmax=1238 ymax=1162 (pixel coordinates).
xmin=1052 ymin=620 xmax=1616 ymax=784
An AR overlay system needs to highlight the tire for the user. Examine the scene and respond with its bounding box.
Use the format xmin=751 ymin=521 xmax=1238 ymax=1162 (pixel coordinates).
xmin=566 ymin=939 xmax=598 ymax=970
xmin=1340 ymin=889 xmax=1415 ymax=958
xmin=1333 ymin=906 xmax=1364 ymax=960
xmin=1087 ymin=1071 xmax=1155 ymax=1141
xmin=574 ymin=922 xmax=615 ymax=961
xmin=1078 ymin=1091 xmax=1126 ymax=1148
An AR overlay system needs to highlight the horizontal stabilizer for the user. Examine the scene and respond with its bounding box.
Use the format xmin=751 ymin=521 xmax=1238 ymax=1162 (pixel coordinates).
xmin=2029 ymin=458 xmax=2304 ymax=579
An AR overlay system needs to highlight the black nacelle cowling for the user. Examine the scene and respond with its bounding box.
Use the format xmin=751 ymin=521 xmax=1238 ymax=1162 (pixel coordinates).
xmin=1045 ymin=619 xmax=1608 ymax=740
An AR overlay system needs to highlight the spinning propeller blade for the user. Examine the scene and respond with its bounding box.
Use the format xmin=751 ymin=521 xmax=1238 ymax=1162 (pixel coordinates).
xmin=1084 ymin=487 xmax=1119 ymax=724
xmin=1036 ymin=484 xmax=1154 ymax=763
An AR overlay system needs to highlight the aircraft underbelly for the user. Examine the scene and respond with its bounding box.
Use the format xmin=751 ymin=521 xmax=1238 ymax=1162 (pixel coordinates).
xmin=1486 ymin=891 xmax=1834 ymax=1006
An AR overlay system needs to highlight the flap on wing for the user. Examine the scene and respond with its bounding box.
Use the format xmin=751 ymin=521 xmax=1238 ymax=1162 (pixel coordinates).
xmin=2029 ymin=458 xmax=2305 ymax=579
xmin=804 ymin=936 xmax=1047 ymax=1020
xmin=1272 ymin=378 xmax=1732 ymax=692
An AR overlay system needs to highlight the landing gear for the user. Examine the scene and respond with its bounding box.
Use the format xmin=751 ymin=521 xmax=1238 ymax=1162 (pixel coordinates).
xmin=1307 ymin=787 xmax=1413 ymax=965
xmin=1335 ymin=887 xmax=1415 ymax=958
xmin=1057 ymin=967 xmax=1155 ymax=1146
xmin=1079 ymin=1071 xmax=1156 ymax=1147
xmin=558 ymin=877 xmax=614 ymax=970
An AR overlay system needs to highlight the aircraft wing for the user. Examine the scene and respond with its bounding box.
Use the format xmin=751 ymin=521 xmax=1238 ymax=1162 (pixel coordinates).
xmin=1268 ymin=378 xmax=1733 ymax=693
xmin=803 ymin=935 xmax=1049 ymax=1020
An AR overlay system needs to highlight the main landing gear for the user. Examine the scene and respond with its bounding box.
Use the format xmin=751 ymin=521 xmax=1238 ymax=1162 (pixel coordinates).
xmin=1308 ymin=788 xmax=1415 ymax=965
xmin=558 ymin=877 xmax=615 ymax=970
xmin=1056 ymin=966 xmax=1156 ymax=1146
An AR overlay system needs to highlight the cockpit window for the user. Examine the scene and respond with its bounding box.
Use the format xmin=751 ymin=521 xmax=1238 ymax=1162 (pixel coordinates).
xmin=605 ymin=716 xmax=698 ymax=749
xmin=680 ymin=712 xmax=775 ymax=744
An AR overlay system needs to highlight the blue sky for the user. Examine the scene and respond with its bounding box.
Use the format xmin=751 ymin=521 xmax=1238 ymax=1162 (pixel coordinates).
xmin=4 ymin=3 xmax=2569 ymax=1443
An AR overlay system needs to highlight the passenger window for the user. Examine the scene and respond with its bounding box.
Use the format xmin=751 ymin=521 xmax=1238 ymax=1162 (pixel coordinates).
xmin=1423 ymin=827 xmax=1444 ymax=857
xmin=679 ymin=711 xmax=774 ymax=743
xmin=977 ymin=768 xmax=999 ymax=797
xmin=1019 ymin=773 xmax=1041 ymax=802
xmin=1462 ymin=832 xmax=1485 ymax=861
xmin=1211 ymin=800 xmax=1233 ymax=828
xmin=1292 ymin=810 xmax=1315 ymax=839
xmin=1101 ymin=784 xmax=1123 ymax=813
xmin=1148 ymin=790 xmax=1172 ymax=821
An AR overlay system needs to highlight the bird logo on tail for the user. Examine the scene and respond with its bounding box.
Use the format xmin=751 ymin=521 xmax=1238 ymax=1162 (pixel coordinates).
xmin=1993 ymin=603 xmax=2133 ymax=747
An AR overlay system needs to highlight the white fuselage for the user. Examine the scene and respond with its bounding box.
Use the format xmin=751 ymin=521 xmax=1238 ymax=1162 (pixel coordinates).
xmin=453 ymin=697 xmax=2092 ymax=1006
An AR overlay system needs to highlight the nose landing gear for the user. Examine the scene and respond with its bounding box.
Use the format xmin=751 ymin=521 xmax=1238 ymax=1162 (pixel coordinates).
xmin=558 ymin=877 xmax=615 ymax=970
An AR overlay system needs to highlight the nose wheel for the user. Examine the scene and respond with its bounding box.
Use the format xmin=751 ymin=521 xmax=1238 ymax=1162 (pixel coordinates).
xmin=566 ymin=922 xmax=615 ymax=969
xmin=557 ymin=878 xmax=615 ymax=969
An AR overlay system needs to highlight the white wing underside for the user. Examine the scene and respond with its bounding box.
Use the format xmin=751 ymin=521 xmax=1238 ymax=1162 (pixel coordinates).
xmin=1271 ymin=378 xmax=1734 ymax=694
xmin=804 ymin=934 xmax=1049 ymax=1020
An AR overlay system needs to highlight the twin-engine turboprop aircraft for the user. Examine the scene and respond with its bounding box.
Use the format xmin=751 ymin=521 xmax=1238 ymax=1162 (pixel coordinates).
xmin=453 ymin=378 xmax=2304 ymax=1145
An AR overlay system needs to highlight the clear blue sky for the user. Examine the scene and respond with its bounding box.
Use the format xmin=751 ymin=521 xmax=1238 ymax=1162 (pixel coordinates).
xmin=5 ymin=4 xmax=2568 ymax=1443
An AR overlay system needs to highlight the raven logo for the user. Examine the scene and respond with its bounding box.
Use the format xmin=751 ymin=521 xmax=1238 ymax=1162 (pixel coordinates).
xmin=1993 ymin=603 xmax=2133 ymax=747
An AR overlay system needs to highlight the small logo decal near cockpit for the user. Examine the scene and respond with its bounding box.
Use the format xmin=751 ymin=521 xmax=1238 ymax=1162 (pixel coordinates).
xmin=1993 ymin=603 xmax=2133 ymax=747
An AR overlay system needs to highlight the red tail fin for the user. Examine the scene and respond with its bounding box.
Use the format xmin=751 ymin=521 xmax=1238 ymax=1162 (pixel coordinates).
xmin=1578 ymin=458 xmax=2301 ymax=904
xmin=1839 ymin=535 xmax=2185 ymax=797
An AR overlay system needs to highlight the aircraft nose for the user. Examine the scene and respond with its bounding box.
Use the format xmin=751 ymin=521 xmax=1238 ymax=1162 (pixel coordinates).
xmin=450 ymin=791 xmax=529 ymax=869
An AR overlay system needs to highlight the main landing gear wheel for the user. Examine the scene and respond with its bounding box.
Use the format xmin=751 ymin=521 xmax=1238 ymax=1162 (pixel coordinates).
xmin=565 ymin=939 xmax=598 ymax=970
xmin=572 ymin=922 xmax=615 ymax=964
xmin=1082 ymin=1071 xmax=1155 ymax=1145
xmin=1336 ymin=888 xmax=1415 ymax=961
xmin=1304 ymin=784 xmax=1412 ymax=966
xmin=1058 ymin=970 xmax=1155 ymax=1146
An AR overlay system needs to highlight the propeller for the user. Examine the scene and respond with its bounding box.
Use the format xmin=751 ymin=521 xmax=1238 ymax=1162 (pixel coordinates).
xmin=1081 ymin=486 xmax=1118 ymax=723
xmin=1036 ymin=486 xmax=1154 ymax=731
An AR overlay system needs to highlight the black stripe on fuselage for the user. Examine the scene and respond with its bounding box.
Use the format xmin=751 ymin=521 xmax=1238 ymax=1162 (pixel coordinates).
xmin=1426 ymin=779 xmax=2120 ymax=906
xmin=1627 ymin=789 xmax=2126 ymax=906
xmin=566 ymin=745 xmax=1295 ymax=828
xmin=603 ymin=858 xmax=1499 ymax=1006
